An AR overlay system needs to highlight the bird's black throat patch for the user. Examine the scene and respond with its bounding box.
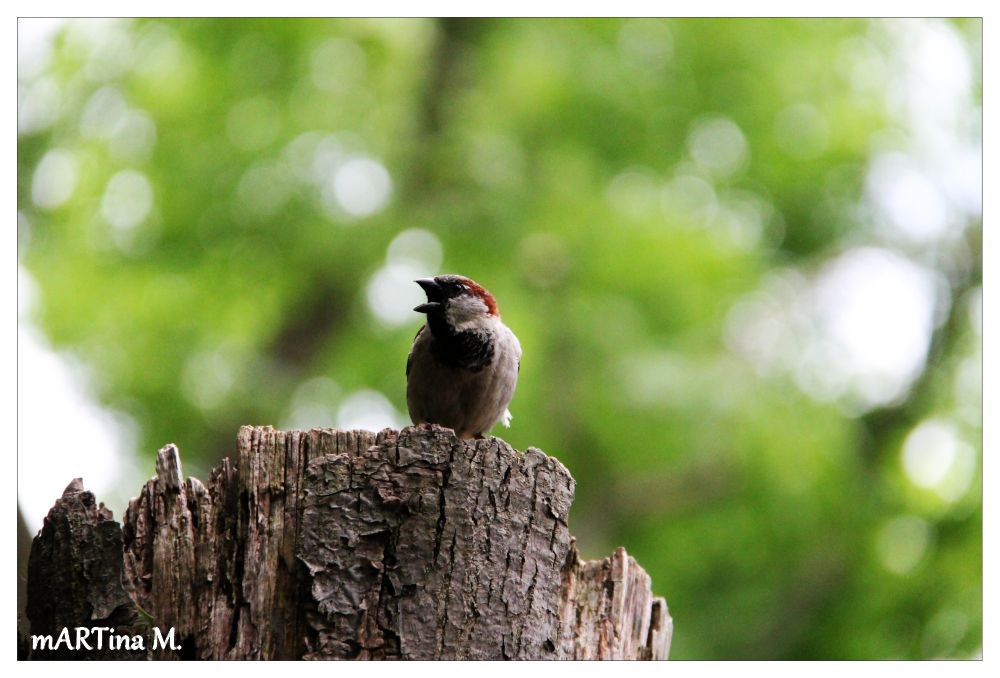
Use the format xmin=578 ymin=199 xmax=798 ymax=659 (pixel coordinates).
xmin=426 ymin=316 xmax=495 ymax=371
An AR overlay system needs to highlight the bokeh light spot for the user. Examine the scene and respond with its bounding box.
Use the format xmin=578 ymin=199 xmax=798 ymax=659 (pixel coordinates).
xmin=326 ymin=156 xmax=392 ymax=218
xmin=284 ymin=377 xmax=341 ymax=430
xmin=687 ymin=116 xmax=749 ymax=177
xmin=867 ymin=153 xmax=949 ymax=245
xmin=902 ymin=419 xmax=977 ymax=502
xmin=101 ymin=169 xmax=153 ymax=231
xmin=618 ymin=19 xmax=673 ymax=71
xmin=18 ymin=76 xmax=61 ymax=135
xmin=714 ymin=190 xmax=771 ymax=251
xmin=31 ymin=148 xmax=78 ymax=209
xmin=337 ymin=389 xmax=403 ymax=431
xmin=18 ymin=18 xmax=65 ymax=81
xmin=367 ymin=263 xmax=432 ymax=328
xmin=877 ymin=514 xmax=932 ymax=575
xmin=661 ymin=173 xmax=717 ymax=224
xmin=811 ymin=247 xmax=937 ymax=409
xmin=181 ymin=348 xmax=236 ymax=411
xmin=80 ymin=85 xmax=128 ymax=140
xmin=387 ymin=228 xmax=443 ymax=271
xmin=922 ymin=608 xmax=971 ymax=658
xmin=367 ymin=229 xmax=443 ymax=327
xmin=74 ymin=19 xmax=134 ymax=83
xmin=606 ymin=168 xmax=660 ymax=220
xmin=109 ymin=109 xmax=157 ymax=163
xmin=310 ymin=37 xmax=367 ymax=93
xmin=726 ymin=248 xmax=940 ymax=413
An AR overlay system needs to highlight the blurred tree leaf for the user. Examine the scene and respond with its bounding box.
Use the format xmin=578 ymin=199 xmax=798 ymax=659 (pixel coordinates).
xmin=18 ymin=17 xmax=981 ymax=659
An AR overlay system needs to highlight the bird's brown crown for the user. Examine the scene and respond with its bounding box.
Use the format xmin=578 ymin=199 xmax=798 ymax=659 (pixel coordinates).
xmin=437 ymin=275 xmax=499 ymax=317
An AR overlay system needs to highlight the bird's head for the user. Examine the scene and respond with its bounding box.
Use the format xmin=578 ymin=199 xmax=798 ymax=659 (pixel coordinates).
xmin=414 ymin=274 xmax=499 ymax=330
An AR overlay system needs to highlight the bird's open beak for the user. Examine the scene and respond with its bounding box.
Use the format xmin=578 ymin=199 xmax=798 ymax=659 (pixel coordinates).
xmin=414 ymin=278 xmax=443 ymax=313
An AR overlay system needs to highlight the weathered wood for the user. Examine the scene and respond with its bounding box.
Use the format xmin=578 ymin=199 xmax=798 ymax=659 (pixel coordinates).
xmin=23 ymin=425 xmax=671 ymax=660
xmin=24 ymin=479 xmax=148 ymax=659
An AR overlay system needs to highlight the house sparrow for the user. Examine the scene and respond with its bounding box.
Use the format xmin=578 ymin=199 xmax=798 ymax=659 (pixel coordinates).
xmin=406 ymin=275 xmax=521 ymax=439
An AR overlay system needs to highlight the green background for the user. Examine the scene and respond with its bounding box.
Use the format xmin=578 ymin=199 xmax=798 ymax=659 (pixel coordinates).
xmin=17 ymin=18 xmax=981 ymax=659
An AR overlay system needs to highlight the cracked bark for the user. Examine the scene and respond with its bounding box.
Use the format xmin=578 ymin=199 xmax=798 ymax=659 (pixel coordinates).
xmin=22 ymin=425 xmax=671 ymax=660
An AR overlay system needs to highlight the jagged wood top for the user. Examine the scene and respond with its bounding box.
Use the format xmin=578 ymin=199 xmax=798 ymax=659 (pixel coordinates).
xmin=24 ymin=425 xmax=671 ymax=660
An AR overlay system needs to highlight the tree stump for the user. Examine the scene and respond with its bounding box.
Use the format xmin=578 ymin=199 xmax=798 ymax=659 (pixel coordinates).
xmin=22 ymin=425 xmax=672 ymax=660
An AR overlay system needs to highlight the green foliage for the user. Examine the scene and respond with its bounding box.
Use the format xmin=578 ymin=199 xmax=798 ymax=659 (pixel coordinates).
xmin=18 ymin=18 xmax=981 ymax=658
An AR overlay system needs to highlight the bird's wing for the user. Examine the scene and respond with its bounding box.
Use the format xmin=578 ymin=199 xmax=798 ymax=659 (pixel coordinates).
xmin=406 ymin=325 xmax=427 ymax=377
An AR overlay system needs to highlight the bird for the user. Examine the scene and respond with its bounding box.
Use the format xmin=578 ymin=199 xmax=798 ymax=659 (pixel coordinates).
xmin=406 ymin=274 xmax=521 ymax=440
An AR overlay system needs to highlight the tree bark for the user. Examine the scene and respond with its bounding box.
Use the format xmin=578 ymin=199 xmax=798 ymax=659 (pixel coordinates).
xmin=22 ymin=425 xmax=672 ymax=660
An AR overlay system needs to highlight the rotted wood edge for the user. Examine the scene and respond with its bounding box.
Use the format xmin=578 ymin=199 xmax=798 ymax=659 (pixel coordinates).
xmin=22 ymin=425 xmax=672 ymax=660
